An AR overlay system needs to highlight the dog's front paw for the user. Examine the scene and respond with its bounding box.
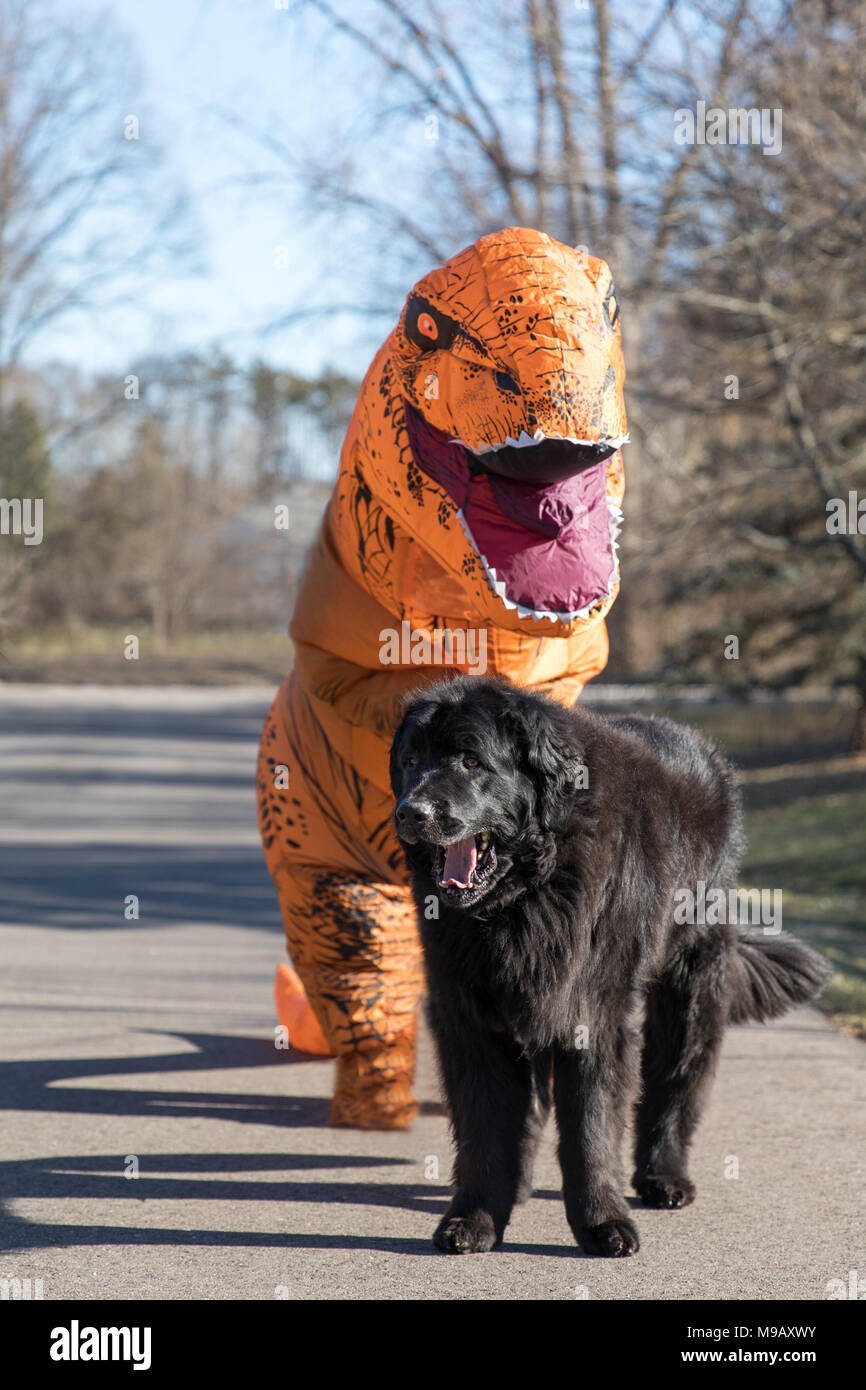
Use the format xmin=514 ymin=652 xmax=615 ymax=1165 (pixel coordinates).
xmin=578 ymin=1217 xmax=640 ymax=1258
xmin=433 ymin=1211 xmax=499 ymax=1254
xmin=635 ymin=1174 xmax=696 ymax=1209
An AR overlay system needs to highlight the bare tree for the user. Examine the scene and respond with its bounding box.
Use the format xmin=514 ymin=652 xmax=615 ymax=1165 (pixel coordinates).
xmin=0 ymin=396 xmax=50 ymax=629
xmin=227 ymin=1 xmax=758 ymax=303
xmin=630 ymin=1 xmax=866 ymax=743
xmin=245 ymin=0 xmax=864 ymax=734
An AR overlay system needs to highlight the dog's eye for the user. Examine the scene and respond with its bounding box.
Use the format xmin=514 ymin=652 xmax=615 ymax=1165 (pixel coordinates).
xmin=405 ymin=756 xmax=418 ymax=768
xmin=463 ymin=754 xmax=480 ymax=768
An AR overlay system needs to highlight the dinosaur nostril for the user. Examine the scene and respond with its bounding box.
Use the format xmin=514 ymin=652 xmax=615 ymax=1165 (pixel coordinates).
xmin=494 ymin=370 xmax=521 ymax=397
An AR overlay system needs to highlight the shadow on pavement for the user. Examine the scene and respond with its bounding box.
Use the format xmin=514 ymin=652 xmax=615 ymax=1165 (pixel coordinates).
xmin=0 ymin=1031 xmax=449 ymax=1255
xmin=0 ymin=694 xmax=280 ymax=931
xmin=1 ymin=846 xmax=279 ymax=930
xmin=0 ymin=701 xmax=271 ymax=744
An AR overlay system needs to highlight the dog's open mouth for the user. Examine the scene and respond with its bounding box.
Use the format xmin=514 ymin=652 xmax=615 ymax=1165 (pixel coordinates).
xmin=435 ymin=830 xmax=497 ymax=899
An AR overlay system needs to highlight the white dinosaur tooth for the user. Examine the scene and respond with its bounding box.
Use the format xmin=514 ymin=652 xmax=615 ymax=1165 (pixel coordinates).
xmin=457 ymin=428 xmax=628 ymax=453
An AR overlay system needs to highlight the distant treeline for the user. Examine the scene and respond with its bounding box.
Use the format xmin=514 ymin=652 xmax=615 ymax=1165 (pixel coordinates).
xmin=0 ymin=356 xmax=356 ymax=644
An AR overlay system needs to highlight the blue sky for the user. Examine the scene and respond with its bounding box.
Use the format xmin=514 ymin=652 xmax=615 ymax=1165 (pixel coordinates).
xmin=31 ymin=0 xmax=715 ymax=382
xmin=37 ymin=0 xmax=396 ymax=379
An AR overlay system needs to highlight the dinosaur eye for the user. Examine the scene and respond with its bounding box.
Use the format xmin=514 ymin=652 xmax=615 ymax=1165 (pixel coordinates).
xmin=404 ymin=294 xmax=457 ymax=352
xmin=604 ymin=283 xmax=620 ymax=327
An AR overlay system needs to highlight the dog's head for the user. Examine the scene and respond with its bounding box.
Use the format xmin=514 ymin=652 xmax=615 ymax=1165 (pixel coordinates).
xmin=390 ymin=676 xmax=588 ymax=912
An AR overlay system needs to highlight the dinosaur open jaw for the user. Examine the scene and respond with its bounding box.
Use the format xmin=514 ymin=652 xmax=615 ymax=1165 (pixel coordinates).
xmin=403 ymin=404 xmax=623 ymax=626
xmin=434 ymin=830 xmax=497 ymax=903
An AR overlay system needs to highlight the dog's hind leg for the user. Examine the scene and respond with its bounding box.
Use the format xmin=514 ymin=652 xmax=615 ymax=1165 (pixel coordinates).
xmin=632 ymin=929 xmax=730 ymax=1209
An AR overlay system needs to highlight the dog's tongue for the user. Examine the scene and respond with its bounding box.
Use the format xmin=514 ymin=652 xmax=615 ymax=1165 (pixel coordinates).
xmin=442 ymin=836 xmax=477 ymax=887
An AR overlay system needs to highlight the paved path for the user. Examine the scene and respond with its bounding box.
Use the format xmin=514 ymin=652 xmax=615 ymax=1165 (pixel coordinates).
xmin=0 ymin=686 xmax=862 ymax=1300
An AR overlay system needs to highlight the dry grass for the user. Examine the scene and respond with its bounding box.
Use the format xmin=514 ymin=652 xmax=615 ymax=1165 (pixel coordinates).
xmin=0 ymin=624 xmax=292 ymax=685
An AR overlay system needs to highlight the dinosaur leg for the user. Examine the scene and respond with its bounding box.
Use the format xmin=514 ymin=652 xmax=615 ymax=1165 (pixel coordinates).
xmin=271 ymin=862 xmax=423 ymax=1130
xmin=257 ymin=677 xmax=423 ymax=1130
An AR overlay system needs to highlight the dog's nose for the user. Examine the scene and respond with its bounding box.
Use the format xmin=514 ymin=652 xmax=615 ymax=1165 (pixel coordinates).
xmin=396 ymin=799 xmax=433 ymax=830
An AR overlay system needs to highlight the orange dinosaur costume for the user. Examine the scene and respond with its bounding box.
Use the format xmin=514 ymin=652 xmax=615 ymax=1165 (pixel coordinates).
xmin=257 ymin=226 xmax=627 ymax=1129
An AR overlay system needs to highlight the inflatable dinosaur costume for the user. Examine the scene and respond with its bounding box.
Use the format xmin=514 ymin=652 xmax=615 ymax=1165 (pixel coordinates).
xmin=257 ymin=225 xmax=627 ymax=1128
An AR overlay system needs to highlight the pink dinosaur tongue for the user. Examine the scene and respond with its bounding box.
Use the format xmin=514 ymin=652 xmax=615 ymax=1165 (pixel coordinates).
xmin=405 ymin=406 xmax=616 ymax=617
xmin=442 ymin=836 xmax=477 ymax=887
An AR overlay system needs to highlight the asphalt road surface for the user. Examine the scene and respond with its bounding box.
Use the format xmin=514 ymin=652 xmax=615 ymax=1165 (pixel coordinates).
xmin=0 ymin=685 xmax=863 ymax=1301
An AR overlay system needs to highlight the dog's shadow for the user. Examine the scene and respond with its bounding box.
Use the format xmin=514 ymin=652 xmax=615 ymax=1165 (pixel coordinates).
xmin=1 ymin=1032 xmax=618 ymax=1260
xmin=0 ymin=1150 xmax=456 ymax=1256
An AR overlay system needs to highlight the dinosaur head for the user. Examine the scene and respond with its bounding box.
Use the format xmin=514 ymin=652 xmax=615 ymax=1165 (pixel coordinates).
xmin=393 ymin=225 xmax=626 ymax=468
xmin=360 ymin=227 xmax=628 ymax=625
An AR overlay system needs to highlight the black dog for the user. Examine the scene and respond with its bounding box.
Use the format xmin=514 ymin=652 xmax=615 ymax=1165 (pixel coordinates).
xmin=390 ymin=675 xmax=830 ymax=1258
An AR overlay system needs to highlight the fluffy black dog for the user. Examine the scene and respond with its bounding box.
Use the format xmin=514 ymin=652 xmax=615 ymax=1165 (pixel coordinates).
xmin=390 ymin=675 xmax=831 ymax=1258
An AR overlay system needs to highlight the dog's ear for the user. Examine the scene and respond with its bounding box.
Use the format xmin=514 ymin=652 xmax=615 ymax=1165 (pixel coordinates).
xmin=389 ymin=713 xmax=410 ymax=797
xmin=389 ymin=692 xmax=438 ymax=796
xmin=512 ymin=698 xmax=587 ymax=832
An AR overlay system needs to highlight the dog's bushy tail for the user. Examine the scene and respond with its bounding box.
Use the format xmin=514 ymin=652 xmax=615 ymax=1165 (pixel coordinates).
xmin=727 ymin=929 xmax=832 ymax=1024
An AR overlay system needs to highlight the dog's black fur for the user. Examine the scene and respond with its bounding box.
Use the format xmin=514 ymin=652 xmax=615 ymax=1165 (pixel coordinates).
xmin=390 ymin=676 xmax=831 ymax=1258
